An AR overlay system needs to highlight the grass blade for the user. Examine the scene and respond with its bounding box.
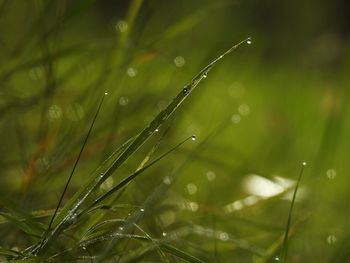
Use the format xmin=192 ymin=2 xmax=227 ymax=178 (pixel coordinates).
xmin=279 ymin=162 xmax=307 ymax=262
xmin=33 ymin=38 xmax=250 ymax=255
xmin=84 ymin=135 xmax=193 ymax=212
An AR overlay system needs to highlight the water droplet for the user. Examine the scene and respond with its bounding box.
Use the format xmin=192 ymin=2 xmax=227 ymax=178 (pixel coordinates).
xmin=246 ymin=38 xmax=252 ymax=45
xmin=302 ymin=161 xmax=307 ymax=166
xmin=327 ymin=235 xmax=336 ymax=244
xmin=127 ymin=67 xmax=137 ymax=77
xmin=118 ymin=226 xmax=124 ymax=231
xmin=191 ymin=135 xmax=196 ymax=141
xmin=174 ymin=56 xmax=185 ymax=67
xmin=326 ymin=169 xmax=336 ymax=179
xmin=100 ymin=177 xmax=114 ymax=191
xmin=82 ymin=246 xmax=86 ymax=250
xmin=187 ymin=201 xmax=199 ymax=212
xmin=231 ymin=114 xmax=241 ymax=124
xmin=119 ymin=96 xmax=129 ymax=106
xmin=70 ymin=213 xmax=78 ymax=223
xmin=28 ymin=67 xmax=43 ymax=80
xmin=186 ymin=183 xmax=198 ymax=195
xmin=243 ymin=195 xmax=259 ymax=206
xmin=182 ymin=87 xmax=188 ymax=94
xmin=48 ymin=105 xmax=62 ymax=121
xmin=66 ymin=103 xmax=85 ymax=121
xmin=163 ymin=176 xmax=172 ymax=185
xmin=232 ymin=200 xmax=243 ymax=210
xmin=218 ymin=231 xmax=229 ymax=241
xmin=238 ymin=104 xmax=250 ymax=116
xmin=104 ymin=91 xmax=108 ymax=96
xmin=162 ymin=232 xmax=167 ymax=237
xmin=206 ymin=171 xmax=216 ymax=181
xmin=155 ymin=128 xmax=159 ymax=132
xmin=115 ymin=20 xmax=128 ymax=33
xmin=203 ymin=73 xmax=207 ymax=78
xmin=140 ymin=208 xmax=145 ymax=212
xmin=274 ymin=256 xmax=280 ymax=261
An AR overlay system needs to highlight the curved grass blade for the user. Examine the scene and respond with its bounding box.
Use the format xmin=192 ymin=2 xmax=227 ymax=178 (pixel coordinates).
xmin=279 ymin=162 xmax=307 ymax=262
xmin=33 ymin=38 xmax=251 ymax=255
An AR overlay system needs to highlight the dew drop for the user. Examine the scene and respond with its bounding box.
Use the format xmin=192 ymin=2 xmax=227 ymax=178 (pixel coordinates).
xmin=187 ymin=201 xmax=199 ymax=212
xmin=115 ymin=20 xmax=128 ymax=33
xmin=118 ymin=226 xmax=124 ymax=231
xmin=238 ymin=104 xmax=250 ymax=116
xmin=174 ymin=56 xmax=185 ymax=67
xmin=119 ymin=96 xmax=129 ymax=106
xmin=140 ymin=208 xmax=145 ymax=212
xmin=191 ymin=135 xmax=196 ymax=141
xmin=231 ymin=114 xmax=241 ymax=124
xmin=274 ymin=256 xmax=280 ymax=261
xmin=48 ymin=105 xmax=62 ymax=121
xmin=155 ymin=128 xmax=159 ymax=132
xmin=186 ymin=183 xmax=198 ymax=195
xmin=182 ymin=87 xmax=188 ymax=94
xmin=302 ymin=161 xmax=307 ymax=166
xmin=246 ymin=38 xmax=252 ymax=45
xmin=127 ymin=67 xmax=137 ymax=77
xmin=327 ymin=235 xmax=337 ymax=244
xmin=326 ymin=169 xmax=336 ymax=179
xmin=232 ymin=200 xmax=243 ymax=210
xmin=163 ymin=176 xmax=172 ymax=185
xmin=206 ymin=171 xmax=216 ymax=181
xmin=203 ymin=73 xmax=207 ymax=78
xmin=218 ymin=231 xmax=229 ymax=241
xmin=162 ymin=232 xmax=167 ymax=237
xmin=104 ymin=91 xmax=108 ymax=96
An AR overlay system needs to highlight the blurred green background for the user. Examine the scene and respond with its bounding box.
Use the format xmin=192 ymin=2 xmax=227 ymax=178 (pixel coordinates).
xmin=0 ymin=0 xmax=349 ymax=262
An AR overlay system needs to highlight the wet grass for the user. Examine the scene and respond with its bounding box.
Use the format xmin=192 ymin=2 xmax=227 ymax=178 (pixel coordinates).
xmin=0 ymin=1 xmax=349 ymax=262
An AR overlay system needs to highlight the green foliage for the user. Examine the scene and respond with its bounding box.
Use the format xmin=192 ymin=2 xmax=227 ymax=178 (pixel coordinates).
xmin=0 ymin=0 xmax=349 ymax=262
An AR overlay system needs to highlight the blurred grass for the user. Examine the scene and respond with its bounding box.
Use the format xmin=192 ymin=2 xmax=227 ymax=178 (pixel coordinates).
xmin=0 ymin=0 xmax=349 ymax=262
